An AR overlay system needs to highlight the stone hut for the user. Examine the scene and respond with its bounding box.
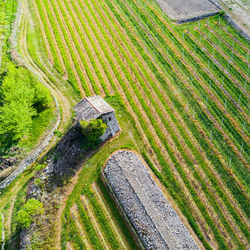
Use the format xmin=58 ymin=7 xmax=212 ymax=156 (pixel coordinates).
xmin=102 ymin=150 xmax=200 ymax=250
xmin=73 ymin=96 xmax=119 ymax=141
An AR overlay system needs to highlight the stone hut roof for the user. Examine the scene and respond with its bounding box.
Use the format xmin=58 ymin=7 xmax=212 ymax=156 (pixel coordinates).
xmin=73 ymin=96 xmax=114 ymax=122
xmin=103 ymin=150 xmax=200 ymax=250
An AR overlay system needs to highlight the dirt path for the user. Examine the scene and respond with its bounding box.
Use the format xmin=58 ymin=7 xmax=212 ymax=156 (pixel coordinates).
xmin=18 ymin=2 xmax=77 ymax=247
xmin=19 ymin=0 xmax=72 ymax=127
xmin=0 ymin=170 xmax=34 ymax=241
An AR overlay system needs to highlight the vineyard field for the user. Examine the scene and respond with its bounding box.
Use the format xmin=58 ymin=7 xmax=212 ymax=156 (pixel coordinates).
xmin=23 ymin=0 xmax=250 ymax=248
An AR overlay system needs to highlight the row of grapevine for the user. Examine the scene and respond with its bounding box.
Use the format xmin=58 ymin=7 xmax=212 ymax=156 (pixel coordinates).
xmin=124 ymin=0 xmax=249 ymax=158
xmin=89 ymin=0 xmax=248 ymax=246
xmin=32 ymin=0 xmax=249 ymax=248
xmin=67 ymin=183 xmax=134 ymax=249
xmin=112 ymin=0 xmax=247 ymax=206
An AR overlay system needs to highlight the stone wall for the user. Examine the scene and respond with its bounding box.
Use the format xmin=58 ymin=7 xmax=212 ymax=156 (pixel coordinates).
xmin=99 ymin=112 xmax=120 ymax=142
xmin=175 ymin=11 xmax=220 ymax=23
xmin=103 ymin=150 xmax=200 ymax=249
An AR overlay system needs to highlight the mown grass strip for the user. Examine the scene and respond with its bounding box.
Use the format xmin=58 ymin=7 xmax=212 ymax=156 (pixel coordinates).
xmin=76 ymin=200 xmax=104 ymax=249
xmin=81 ymin=196 xmax=110 ymax=249
xmin=70 ymin=206 xmax=92 ymax=249
xmin=85 ymin=191 xmax=120 ymax=248
xmin=68 ymin=213 xmax=87 ymax=250
xmin=91 ymin=183 xmax=128 ymax=249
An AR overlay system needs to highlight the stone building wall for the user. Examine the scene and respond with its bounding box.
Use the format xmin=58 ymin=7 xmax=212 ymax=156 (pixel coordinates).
xmin=99 ymin=112 xmax=119 ymax=142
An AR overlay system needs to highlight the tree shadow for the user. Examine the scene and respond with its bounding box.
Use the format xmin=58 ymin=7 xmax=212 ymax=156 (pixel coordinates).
xmin=46 ymin=123 xmax=91 ymax=186
xmin=0 ymin=136 xmax=18 ymax=157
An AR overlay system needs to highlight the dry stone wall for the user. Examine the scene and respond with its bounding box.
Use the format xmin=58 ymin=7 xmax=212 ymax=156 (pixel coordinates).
xmin=100 ymin=112 xmax=120 ymax=141
xmin=103 ymin=150 xmax=200 ymax=249
xmin=155 ymin=0 xmax=220 ymax=22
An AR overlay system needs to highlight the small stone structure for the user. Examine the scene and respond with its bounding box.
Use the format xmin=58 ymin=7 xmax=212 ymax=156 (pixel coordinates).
xmin=155 ymin=0 xmax=220 ymax=23
xmin=102 ymin=150 xmax=200 ymax=250
xmin=73 ymin=96 xmax=119 ymax=142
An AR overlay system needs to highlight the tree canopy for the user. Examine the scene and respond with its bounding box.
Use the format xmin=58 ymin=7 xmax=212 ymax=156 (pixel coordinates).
xmin=80 ymin=119 xmax=107 ymax=148
xmin=16 ymin=198 xmax=44 ymax=229
xmin=0 ymin=65 xmax=52 ymax=143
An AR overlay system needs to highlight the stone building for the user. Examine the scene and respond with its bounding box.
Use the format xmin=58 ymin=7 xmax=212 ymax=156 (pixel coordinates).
xmin=73 ymin=96 xmax=119 ymax=141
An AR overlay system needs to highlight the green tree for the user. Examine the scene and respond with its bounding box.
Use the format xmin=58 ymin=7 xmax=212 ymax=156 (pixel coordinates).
xmin=0 ymin=66 xmax=36 ymax=141
xmin=32 ymin=79 xmax=52 ymax=113
xmin=16 ymin=199 xmax=44 ymax=229
xmin=0 ymin=65 xmax=52 ymax=142
xmin=0 ymin=101 xmax=34 ymax=140
xmin=80 ymin=119 xmax=107 ymax=148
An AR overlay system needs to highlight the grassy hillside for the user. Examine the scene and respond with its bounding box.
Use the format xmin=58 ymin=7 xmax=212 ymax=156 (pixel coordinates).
xmin=9 ymin=0 xmax=250 ymax=248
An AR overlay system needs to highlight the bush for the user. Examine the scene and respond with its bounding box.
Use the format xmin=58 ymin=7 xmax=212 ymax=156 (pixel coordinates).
xmin=16 ymin=199 xmax=44 ymax=229
xmin=80 ymin=119 xmax=107 ymax=148
xmin=0 ymin=65 xmax=52 ymax=142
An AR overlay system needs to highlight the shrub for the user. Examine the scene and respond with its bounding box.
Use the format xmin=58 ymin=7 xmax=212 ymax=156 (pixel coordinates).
xmin=16 ymin=199 xmax=44 ymax=229
xmin=80 ymin=119 xmax=107 ymax=148
xmin=0 ymin=65 xmax=53 ymax=142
